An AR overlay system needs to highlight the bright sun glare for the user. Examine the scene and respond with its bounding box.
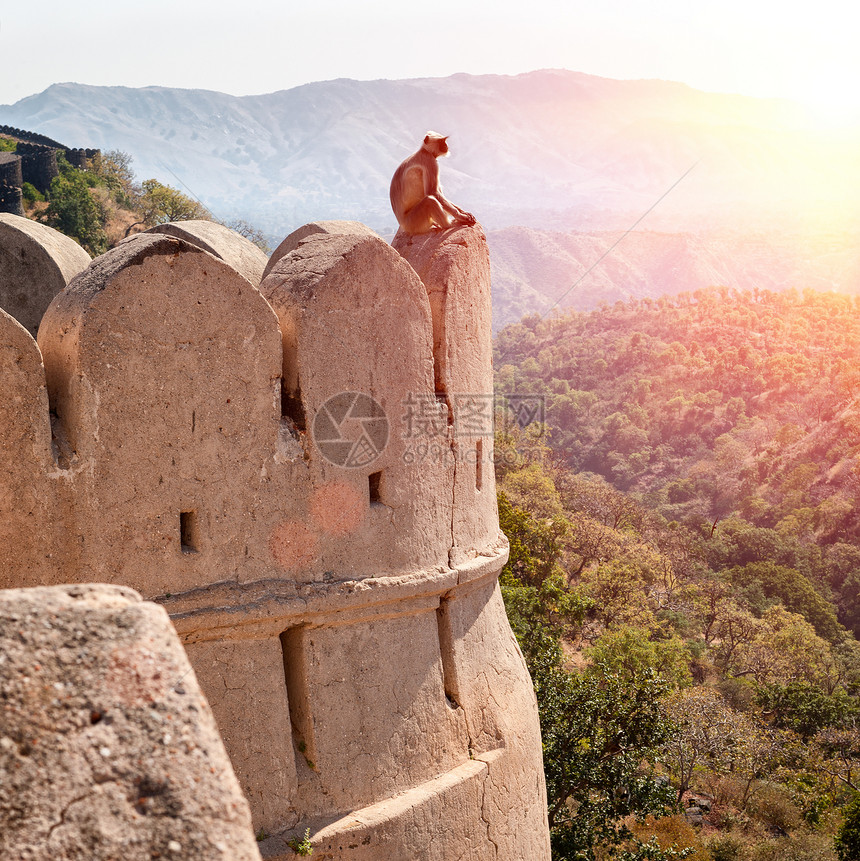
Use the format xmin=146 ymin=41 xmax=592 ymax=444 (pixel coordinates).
xmin=795 ymin=74 xmax=860 ymax=131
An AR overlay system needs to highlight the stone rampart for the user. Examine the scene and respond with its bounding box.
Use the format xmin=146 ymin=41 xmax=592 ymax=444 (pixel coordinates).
xmin=66 ymin=147 xmax=100 ymax=169
xmin=0 ymin=152 xmax=24 ymax=215
xmin=0 ymin=213 xmax=91 ymax=335
xmin=0 ymin=220 xmax=551 ymax=859
xmin=0 ymin=151 xmax=23 ymax=188
xmin=0 ymin=182 xmax=23 ymax=216
xmin=16 ymin=141 xmax=59 ymax=192
xmin=0 ymin=128 xmax=100 ymax=197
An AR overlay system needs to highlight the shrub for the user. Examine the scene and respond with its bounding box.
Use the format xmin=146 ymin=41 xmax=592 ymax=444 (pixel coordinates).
xmin=751 ymin=831 xmax=838 ymax=861
xmin=747 ymin=782 xmax=801 ymax=833
xmin=631 ymin=815 xmax=709 ymax=861
xmin=836 ymin=794 xmax=860 ymax=861
xmin=706 ymin=834 xmax=743 ymax=861
xmin=21 ymin=182 xmax=44 ymax=203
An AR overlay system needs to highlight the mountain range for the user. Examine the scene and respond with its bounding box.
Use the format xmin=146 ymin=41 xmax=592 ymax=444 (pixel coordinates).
xmin=2 ymin=71 xmax=858 ymax=327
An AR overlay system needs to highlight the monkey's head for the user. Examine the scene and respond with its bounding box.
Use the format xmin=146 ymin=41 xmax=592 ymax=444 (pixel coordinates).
xmin=423 ymin=131 xmax=450 ymax=158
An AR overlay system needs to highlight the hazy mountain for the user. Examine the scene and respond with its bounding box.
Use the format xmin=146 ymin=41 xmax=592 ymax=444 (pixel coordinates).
xmin=2 ymin=71 xmax=857 ymax=241
xmin=2 ymin=71 xmax=858 ymax=327
xmin=488 ymin=226 xmax=860 ymax=328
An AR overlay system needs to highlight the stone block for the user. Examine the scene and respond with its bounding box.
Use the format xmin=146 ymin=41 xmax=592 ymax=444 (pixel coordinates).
xmin=393 ymin=223 xmax=499 ymax=564
xmin=144 ymin=219 xmax=269 ymax=287
xmin=0 ymin=584 xmax=262 ymax=860
xmin=0 ymin=212 xmax=90 ymax=336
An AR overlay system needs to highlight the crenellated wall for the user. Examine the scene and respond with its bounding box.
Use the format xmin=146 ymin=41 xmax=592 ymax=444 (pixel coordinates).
xmin=15 ymin=141 xmax=59 ymax=193
xmin=0 ymin=126 xmax=101 ymax=205
xmin=0 ymin=219 xmax=550 ymax=859
xmin=65 ymin=147 xmax=100 ymax=169
xmin=0 ymin=124 xmax=69 ymax=150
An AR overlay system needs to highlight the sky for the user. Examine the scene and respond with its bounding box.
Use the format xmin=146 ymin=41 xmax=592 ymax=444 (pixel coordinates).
xmin=2 ymin=0 xmax=859 ymax=124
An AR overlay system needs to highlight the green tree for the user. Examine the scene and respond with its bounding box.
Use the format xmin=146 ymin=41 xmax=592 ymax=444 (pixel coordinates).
xmin=126 ymin=178 xmax=211 ymax=233
xmin=587 ymin=626 xmax=693 ymax=689
xmin=538 ymin=658 xmax=677 ymax=860
xmin=757 ymin=681 xmax=856 ymax=738
xmin=498 ymin=492 xmax=567 ymax=589
xmin=724 ymin=561 xmax=844 ymax=642
xmin=499 ymin=491 xmax=590 ymax=664
xmin=835 ymin=794 xmax=860 ymax=861
xmin=40 ymin=169 xmax=107 ymax=256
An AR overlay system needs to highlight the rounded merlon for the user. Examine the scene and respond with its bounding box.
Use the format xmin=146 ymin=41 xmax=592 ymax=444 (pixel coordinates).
xmin=0 ymin=212 xmax=91 ymax=336
xmin=144 ymin=219 xmax=269 ymax=286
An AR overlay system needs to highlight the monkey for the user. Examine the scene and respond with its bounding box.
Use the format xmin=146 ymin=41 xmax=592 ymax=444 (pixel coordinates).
xmin=389 ymin=132 xmax=476 ymax=235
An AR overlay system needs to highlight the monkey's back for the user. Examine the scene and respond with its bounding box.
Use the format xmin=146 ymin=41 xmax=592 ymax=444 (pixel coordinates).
xmin=390 ymin=156 xmax=430 ymax=222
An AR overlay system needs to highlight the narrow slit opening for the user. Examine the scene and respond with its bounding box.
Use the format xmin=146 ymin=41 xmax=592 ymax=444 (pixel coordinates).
xmin=369 ymin=470 xmax=383 ymax=505
xmin=281 ymin=380 xmax=306 ymax=433
xmin=180 ymin=510 xmax=198 ymax=554
xmin=436 ymin=597 xmax=461 ymax=709
xmin=280 ymin=627 xmax=317 ymax=771
xmin=475 ymin=439 xmax=483 ymax=491
xmin=49 ymin=409 xmax=75 ymax=469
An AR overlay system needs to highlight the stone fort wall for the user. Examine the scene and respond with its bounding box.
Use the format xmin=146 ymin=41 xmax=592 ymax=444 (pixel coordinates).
xmin=0 ymin=126 xmax=101 ymax=215
xmin=0 ymin=124 xmax=69 ymax=150
xmin=0 ymin=219 xmax=551 ymax=859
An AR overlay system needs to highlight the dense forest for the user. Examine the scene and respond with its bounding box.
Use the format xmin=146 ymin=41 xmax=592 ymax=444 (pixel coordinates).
xmin=494 ymin=288 xmax=860 ymax=861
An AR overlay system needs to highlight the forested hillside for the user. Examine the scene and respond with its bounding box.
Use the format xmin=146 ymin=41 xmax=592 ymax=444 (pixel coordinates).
xmin=494 ymin=287 xmax=860 ymax=860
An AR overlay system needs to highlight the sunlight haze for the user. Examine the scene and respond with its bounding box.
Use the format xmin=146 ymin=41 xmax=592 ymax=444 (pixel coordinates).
xmin=1 ymin=0 xmax=858 ymax=116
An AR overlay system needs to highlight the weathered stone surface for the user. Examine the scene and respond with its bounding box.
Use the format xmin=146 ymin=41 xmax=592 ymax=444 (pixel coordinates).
xmin=36 ymin=234 xmax=282 ymax=596
xmin=0 ymin=584 xmax=262 ymax=861
xmin=393 ymin=222 xmax=498 ymax=564
xmin=0 ymin=212 xmax=90 ymax=336
xmin=144 ymin=219 xmax=269 ymax=286
xmin=0 ymin=309 xmax=59 ymax=579
xmin=6 ymin=221 xmax=551 ymax=858
xmin=186 ymin=637 xmax=296 ymax=832
xmin=261 ymin=227 xmax=453 ymax=577
xmin=262 ymin=220 xmax=377 ymax=280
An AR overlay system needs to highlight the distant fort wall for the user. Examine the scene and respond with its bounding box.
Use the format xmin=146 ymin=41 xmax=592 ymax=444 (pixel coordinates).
xmin=0 ymin=218 xmax=551 ymax=859
xmin=0 ymin=125 xmax=101 ymax=214
xmin=0 ymin=182 xmax=22 ymax=215
xmin=0 ymin=124 xmax=68 ymax=150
